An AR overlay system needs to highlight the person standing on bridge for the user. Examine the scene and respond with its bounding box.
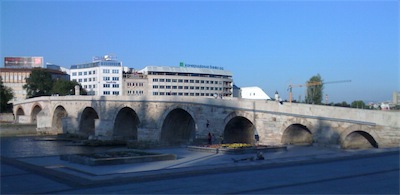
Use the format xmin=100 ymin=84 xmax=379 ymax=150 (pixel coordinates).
xmin=208 ymin=132 xmax=212 ymax=145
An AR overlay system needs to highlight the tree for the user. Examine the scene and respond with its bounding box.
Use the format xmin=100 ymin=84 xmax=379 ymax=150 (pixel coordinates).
xmin=0 ymin=77 xmax=14 ymax=112
xmin=305 ymin=74 xmax=324 ymax=104
xmin=351 ymin=100 xmax=366 ymax=109
xmin=51 ymin=80 xmax=87 ymax=95
xmin=23 ymin=68 xmax=53 ymax=98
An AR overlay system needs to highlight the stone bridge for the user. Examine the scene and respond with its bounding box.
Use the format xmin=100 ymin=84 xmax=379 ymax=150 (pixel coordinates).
xmin=12 ymin=96 xmax=400 ymax=149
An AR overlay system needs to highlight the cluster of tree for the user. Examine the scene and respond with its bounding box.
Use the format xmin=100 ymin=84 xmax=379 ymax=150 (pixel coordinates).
xmin=23 ymin=68 xmax=87 ymax=98
xmin=305 ymin=74 xmax=323 ymax=104
xmin=0 ymin=77 xmax=14 ymax=113
xmin=304 ymin=74 xmax=370 ymax=109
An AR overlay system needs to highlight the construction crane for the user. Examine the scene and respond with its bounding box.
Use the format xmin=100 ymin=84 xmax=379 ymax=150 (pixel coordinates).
xmin=288 ymin=80 xmax=352 ymax=104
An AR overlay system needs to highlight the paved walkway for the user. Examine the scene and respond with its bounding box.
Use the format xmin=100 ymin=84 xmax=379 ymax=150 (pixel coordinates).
xmin=1 ymin=145 xmax=399 ymax=194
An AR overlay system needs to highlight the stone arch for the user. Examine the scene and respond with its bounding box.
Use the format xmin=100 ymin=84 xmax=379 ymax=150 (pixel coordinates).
xmin=341 ymin=126 xmax=379 ymax=149
xmin=160 ymin=107 xmax=196 ymax=145
xmin=223 ymin=114 xmax=255 ymax=144
xmin=281 ymin=123 xmax=313 ymax=145
xmin=78 ymin=107 xmax=99 ymax=137
xmin=31 ymin=104 xmax=42 ymax=124
xmin=113 ymin=107 xmax=140 ymax=141
xmin=52 ymin=105 xmax=68 ymax=133
xmin=16 ymin=106 xmax=25 ymax=116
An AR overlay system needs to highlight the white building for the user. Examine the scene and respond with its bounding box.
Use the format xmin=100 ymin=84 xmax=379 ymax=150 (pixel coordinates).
xmin=70 ymin=56 xmax=123 ymax=96
xmin=239 ymin=86 xmax=271 ymax=100
xmin=122 ymin=65 xmax=233 ymax=98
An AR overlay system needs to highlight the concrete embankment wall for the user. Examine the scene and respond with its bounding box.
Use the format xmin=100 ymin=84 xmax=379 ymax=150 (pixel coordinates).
xmin=0 ymin=123 xmax=37 ymax=136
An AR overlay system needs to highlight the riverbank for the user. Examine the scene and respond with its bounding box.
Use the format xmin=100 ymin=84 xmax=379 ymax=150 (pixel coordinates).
xmin=0 ymin=123 xmax=37 ymax=137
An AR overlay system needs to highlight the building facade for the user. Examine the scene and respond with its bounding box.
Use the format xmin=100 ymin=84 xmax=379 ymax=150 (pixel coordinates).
xmin=0 ymin=68 xmax=70 ymax=101
xmin=1 ymin=56 xmax=69 ymax=101
xmin=122 ymin=66 xmax=233 ymax=98
xmin=70 ymin=56 xmax=123 ymax=96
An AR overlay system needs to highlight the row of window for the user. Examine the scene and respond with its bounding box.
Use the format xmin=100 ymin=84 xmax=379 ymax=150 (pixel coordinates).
xmin=152 ymin=92 xmax=219 ymax=97
xmin=103 ymin=69 xmax=120 ymax=74
xmin=103 ymin=77 xmax=120 ymax=81
xmin=103 ymin=84 xmax=120 ymax=88
xmin=152 ymin=85 xmax=222 ymax=91
xmin=72 ymin=70 xmax=96 ymax=76
xmin=127 ymin=90 xmax=144 ymax=95
xmin=103 ymin=91 xmax=120 ymax=95
xmin=127 ymin=82 xmax=144 ymax=87
xmin=77 ymin=78 xmax=96 ymax=82
xmin=72 ymin=68 xmax=120 ymax=76
xmin=83 ymin=84 xmax=96 ymax=89
xmin=152 ymin=78 xmax=222 ymax=85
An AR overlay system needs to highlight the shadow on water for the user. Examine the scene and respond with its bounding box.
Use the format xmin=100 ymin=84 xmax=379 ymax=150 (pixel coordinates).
xmin=0 ymin=135 xmax=119 ymax=158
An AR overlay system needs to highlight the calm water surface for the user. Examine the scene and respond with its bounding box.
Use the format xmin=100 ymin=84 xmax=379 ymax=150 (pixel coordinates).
xmin=0 ymin=136 xmax=118 ymax=158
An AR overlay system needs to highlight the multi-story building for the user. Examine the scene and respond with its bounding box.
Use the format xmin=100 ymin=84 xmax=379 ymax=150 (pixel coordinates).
xmin=122 ymin=64 xmax=233 ymax=98
xmin=122 ymin=69 xmax=148 ymax=96
xmin=1 ymin=57 xmax=69 ymax=101
xmin=70 ymin=55 xmax=123 ymax=96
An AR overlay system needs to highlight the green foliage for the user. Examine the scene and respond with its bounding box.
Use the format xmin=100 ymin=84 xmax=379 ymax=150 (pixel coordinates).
xmin=23 ymin=68 xmax=53 ymax=98
xmin=0 ymin=77 xmax=14 ymax=113
xmin=334 ymin=101 xmax=350 ymax=107
xmin=52 ymin=80 xmax=86 ymax=95
xmin=305 ymin=74 xmax=324 ymax=104
xmin=351 ymin=100 xmax=366 ymax=109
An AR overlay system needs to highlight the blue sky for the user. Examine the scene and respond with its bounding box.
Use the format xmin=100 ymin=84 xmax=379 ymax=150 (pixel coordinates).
xmin=1 ymin=0 xmax=398 ymax=103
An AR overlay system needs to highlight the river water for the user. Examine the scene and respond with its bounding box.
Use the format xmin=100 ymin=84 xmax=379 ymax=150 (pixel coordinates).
xmin=0 ymin=136 xmax=118 ymax=158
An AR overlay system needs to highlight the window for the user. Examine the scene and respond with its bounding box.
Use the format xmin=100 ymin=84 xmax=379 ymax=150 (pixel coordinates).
xmin=166 ymin=79 xmax=171 ymax=82
xmin=84 ymin=78 xmax=87 ymax=82
xmin=93 ymin=78 xmax=96 ymax=81
xmin=153 ymin=85 xmax=159 ymax=89
xmin=184 ymin=86 xmax=189 ymax=89
xmin=84 ymin=72 xmax=88 ymax=75
xmin=78 ymin=72 xmax=82 ymax=76
xmin=112 ymin=84 xmax=119 ymax=88
xmin=190 ymin=80 xmax=194 ymax=83
xmin=178 ymin=86 xmax=183 ymax=89
xmin=160 ymin=85 xmax=165 ymax=89
xmin=103 ymin=84 xmax=110 ymax=88
xmin=112 ymin=77 xmax=119 ymax=81
xmin=112 ymin=69 xmax=119 ymax=74
xmin=93 ymin=70 xmax=96 ymax=74
xmin=166 ymin=86 xmax=171 ymax=89
xmin=195 ymin=80 xmax=199 ymax=83
xmin=112 ymin=91 xmax=119 ymax=95
xmin=153 ymin=92 xmax=159 ymax=95
xmin=178 ymin=79 xmax=183 ymax=83
xmin=78 ymin=79 xmax=82 ymax=82
xmin=172 ymin=86 xmax=177 ymax=89
xmin=103 ymin=69 xmax=110 ymax=73
xmin=184 ymin=80 xmax=188 ymax=83
xmin=103 ymin=77 xmax=110 ymax=81
xmin=190 ymin=86 xmax=194 ymax=90
xmin=159 ymin=79 xmax=165 ymax=82
xmin=153 ymin=78 xmax=158 ymax=82
xmin=72 ymin=72 xmax=77 ymax=76
xmin=103 ymin=91 xmax=110 ymax=95
xmin=172 ymin=79 xmax=177 ymax=82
